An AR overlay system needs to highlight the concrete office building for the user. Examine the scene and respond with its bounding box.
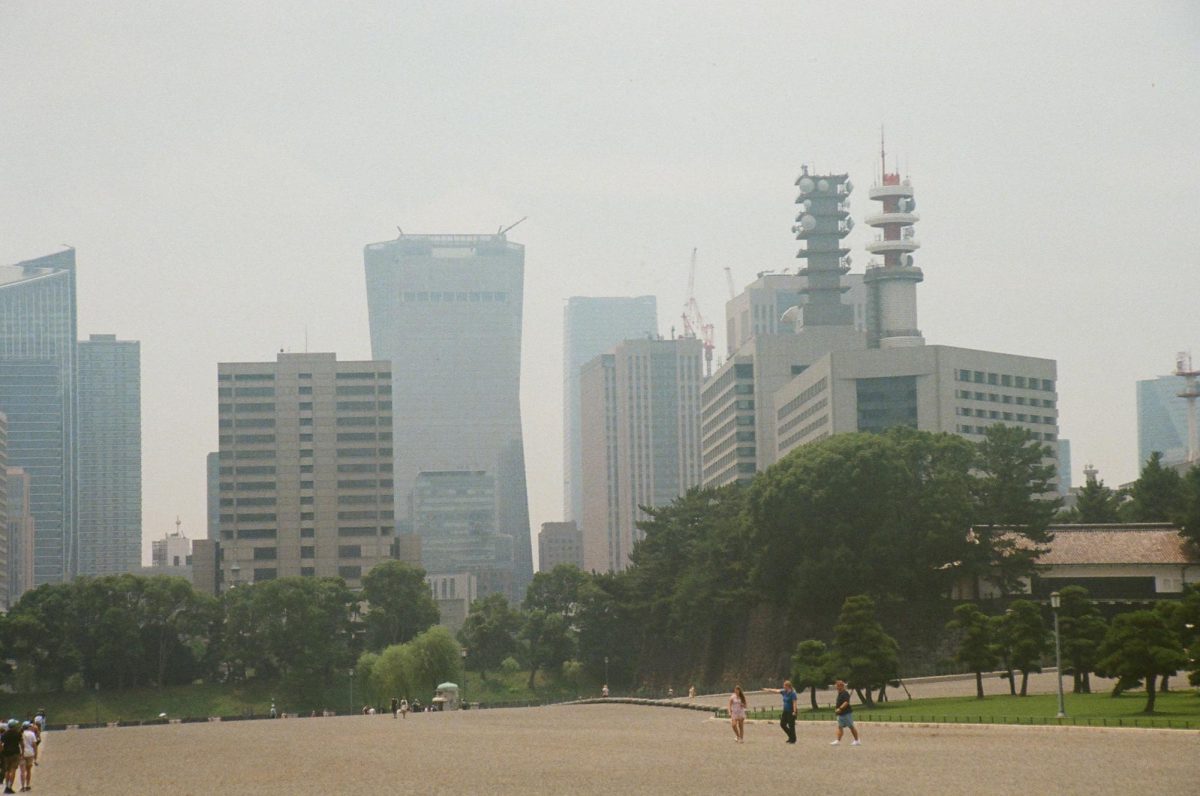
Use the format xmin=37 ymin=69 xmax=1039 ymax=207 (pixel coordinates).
xmin=580 ymin=337 xmax=703 ymax=572
xmin=413 ymin=469 xmax=515 ymax=601
xmin=772 ymin=346 xmax=1058 ymax=469
xmin=77 ymin=334 xmax=141 ymax=575
xmin=704 ymin=164 xmax=1060 ymax=485
xmin=206 ymin=452 xmax=221 ymax=540
xmin=724 ymin=273 xmax=867 ymax=358
xmin=538 ymin=521 xmax=583 ymax=572
xmin=426 ymin=572 xmax=477 ymax=634
xmin=364 ymin=232 xmax=532 ymax=597
xmin=5 ymin=467 xmax=34 ymax=606
xmin=563 ymin=296 xmax=658 ymax=523
xmin=1137 ymin=375 xmax=1190 ymax=469
xmin=216 ymin=353 xmax=395 ymax=591
xmin=0 ymin=249 xmax=78 ymax=585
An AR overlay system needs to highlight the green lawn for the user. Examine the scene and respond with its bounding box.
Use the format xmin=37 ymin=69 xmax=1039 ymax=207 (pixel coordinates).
xmin=743 ymin=690 xmax=1200 ymax=729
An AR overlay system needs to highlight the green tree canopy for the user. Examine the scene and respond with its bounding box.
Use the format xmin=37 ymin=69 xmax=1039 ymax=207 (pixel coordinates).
xmin=1069 ymin=474 xmax=1122 ymax=524
xmin=1000 ymin=600 xmax=1048 ymax=696
xmin=830 ymin=594 xmax=899 ymax=708
xmin=1177 ymin=464 xmax=1200 ymax=549
xmin=1096 ymin=610 xmax=1187 ymax=713
xmin=791 ymin=639 xmax=835 ymax=710
xmin=360 ymin=561 xmax=440 ymax=651
xmin=1123 ymin=452 xmax=1185 ymax=522
xmin=967 ymin=425 xmax=1060 ymax=596
xmin=946 ymin=603 xmax=997 ymax=699
xmin=1056 ymin=586 xmax=1107 ymax=694
xmin=458 ymin=593 xmax=522 ymax=679
xmin=406 ymin=625 xmax=463 ymax=693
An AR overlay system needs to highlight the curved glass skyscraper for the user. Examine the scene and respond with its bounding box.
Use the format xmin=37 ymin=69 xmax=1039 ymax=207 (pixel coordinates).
xmin=364 ymin=233 xmax=531 ymax=599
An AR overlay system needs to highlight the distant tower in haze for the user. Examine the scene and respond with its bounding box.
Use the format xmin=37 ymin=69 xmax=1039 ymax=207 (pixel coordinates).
xmin=364 ymin=231 xmax=532 ymax=599
xmin=864 ymin=141 xmax=924 ymax=348
xmin=793 ymin=167 xmax=855 ymax=327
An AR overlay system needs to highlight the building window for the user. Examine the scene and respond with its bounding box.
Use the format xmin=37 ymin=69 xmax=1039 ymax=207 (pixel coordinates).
xmin=337 ymin=545 xmax=362 ymax=558
xmin=253 ymin=547 xmax=277 ymax=560
xmin=301 ymin=567 xmax=315 ymax=577
xmin=299 ymin=386 xmax=313 ymax=395
xmin=301 ymin=546 xmax=315 ymax=559
xmin=301 ymin=527 xmax=315 ymax=538
xmin=338 ymin=565 xmax=362 ymax=580
xmin=253 ymin=568 xmax=277 ymax=581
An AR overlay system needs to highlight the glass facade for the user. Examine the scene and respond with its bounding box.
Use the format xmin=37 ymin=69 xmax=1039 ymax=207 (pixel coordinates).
xmin=364 ymin=234 xmax=532 ymax=597
xmin=1136 ymin=375 xmax=1189 ymax=468
xmin=562 ymin=296 xmax=657 ymax=523
xmin=0 ymin=250 xmax=77 ymax=585
xmin=77 ymin=334 xmax=141 ymax=575
xmin=855 ymin=375 xmax=918 ymax=433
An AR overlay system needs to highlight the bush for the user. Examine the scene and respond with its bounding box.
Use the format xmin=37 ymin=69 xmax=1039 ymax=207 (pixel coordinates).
xmin=500 ymin=656 xmax=521 ymax=675
xmin=63 ymin=673 xmax=86 ymax=693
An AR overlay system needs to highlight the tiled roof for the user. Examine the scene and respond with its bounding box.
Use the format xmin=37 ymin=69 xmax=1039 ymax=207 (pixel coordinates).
xmin=1039 ymin=524 xmax=1198 ymax=566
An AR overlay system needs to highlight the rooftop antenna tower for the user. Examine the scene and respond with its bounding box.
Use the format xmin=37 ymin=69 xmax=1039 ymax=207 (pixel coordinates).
xmin=863 ymin=131 xmax=923 ymax=348
xmin=792 ymin=165 xmax=855 ymax=328
xmin=1175 ymin=351 xmax=1200 ymax=463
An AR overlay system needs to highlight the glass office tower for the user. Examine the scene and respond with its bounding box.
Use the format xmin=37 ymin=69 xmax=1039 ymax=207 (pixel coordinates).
xmin=0 ymin=249 xmax=78 ymax=584
xmin=364 ymin=233 xmax=532 ymax=598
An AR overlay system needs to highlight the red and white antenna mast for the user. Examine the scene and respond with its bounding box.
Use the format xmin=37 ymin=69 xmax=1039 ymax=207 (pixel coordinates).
xmin=1175 ymin=351 xmax=1200 ymax=464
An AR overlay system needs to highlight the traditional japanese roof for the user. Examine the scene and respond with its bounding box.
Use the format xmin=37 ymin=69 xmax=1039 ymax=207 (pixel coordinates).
xmin=1039 ymin=524 xmax=1198 ymax=566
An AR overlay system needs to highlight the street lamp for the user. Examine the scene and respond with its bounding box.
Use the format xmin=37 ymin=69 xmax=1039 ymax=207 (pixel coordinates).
xmin=604 ymin=656 xmax=609 ymax=690
xmin=1049 ymin=591 xmax=1067 ymax=719
xmin=461 ymin=647 xmax=468 ymax=709
xmin=349 ymin=668 xmax=355 ymax=715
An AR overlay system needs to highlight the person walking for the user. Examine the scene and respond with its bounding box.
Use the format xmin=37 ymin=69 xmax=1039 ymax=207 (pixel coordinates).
xmin=399 ymin=698 xmax=409 ymax=718
xmin=728 ymin=686 xmax=748 ymax=743
xmin=830 ymin=680 xmax=861 ymax=746
xmin=763 ymin=680 xmax=798 ymax=743
xmin=18 ymin=723 xmax=35 ymax=792
xmin=1 ymin=720 xmax=22 ymax=794
xmin=390 ymin=697 xmax=399 ymax=719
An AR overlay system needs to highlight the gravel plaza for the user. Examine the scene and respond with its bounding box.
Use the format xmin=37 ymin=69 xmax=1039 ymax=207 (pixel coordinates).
xmin=33 ymin=699 xmax=1197 ymax=795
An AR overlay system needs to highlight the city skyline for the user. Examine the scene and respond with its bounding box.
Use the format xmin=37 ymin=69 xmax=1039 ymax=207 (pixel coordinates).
xmin=2 ymin=3 xmax=1198 ymax=565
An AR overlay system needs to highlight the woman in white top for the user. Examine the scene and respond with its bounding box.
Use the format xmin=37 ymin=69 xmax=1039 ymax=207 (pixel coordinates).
xmin=728 ymin=686 xmax=748 ymax=743
xmin=19 ymin=722 xmax=36 ymax=791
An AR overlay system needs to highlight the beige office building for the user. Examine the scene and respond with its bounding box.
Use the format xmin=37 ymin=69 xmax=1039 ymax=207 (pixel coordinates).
xmin=579 ymin=338 xmax=703 ymax=572
xmin=216 ymin=353 xmax=396 ymax=591
xmin=538 ymin=521 xmax=583 ymax=572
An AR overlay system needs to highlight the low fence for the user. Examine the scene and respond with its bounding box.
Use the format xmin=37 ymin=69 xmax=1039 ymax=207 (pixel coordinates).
xmin=725 ymin=708 xmax=1199 ymax=730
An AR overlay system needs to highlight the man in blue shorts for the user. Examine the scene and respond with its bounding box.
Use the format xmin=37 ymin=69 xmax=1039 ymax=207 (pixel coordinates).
xmin=830 ymin=680 xmax=861 ymax=746
xmin=763 ymin=680 xmax=798 ymax=743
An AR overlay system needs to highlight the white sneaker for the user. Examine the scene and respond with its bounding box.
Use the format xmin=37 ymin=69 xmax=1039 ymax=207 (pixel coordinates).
xmin=851 ymin=740 xmax=861 ymax=746
xmin=829 ymin=740 xmax=840 ymax=745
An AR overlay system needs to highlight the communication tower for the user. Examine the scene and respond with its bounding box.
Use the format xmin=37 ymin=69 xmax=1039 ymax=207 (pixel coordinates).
xmin=863 ymin=138 xmax=923 ymax=348
xmin=1174 ymin=351 xmax=1200 ymax=464
xmin=792 ymin=166 xmax=855 ymax=327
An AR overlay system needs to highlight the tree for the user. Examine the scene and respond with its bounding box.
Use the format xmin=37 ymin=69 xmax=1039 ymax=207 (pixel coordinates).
xmin=371 ymin=642 xmax=418 ymax=703
xmin=520 ymin=610 xmax=573 ymax=690
xmin=406 ymin=625 xmax=463 ymax=692
xmin=360 ymin=561 xmax=440 ymax=651
xmin=946 ymin=603 xmax=996 ymax=699
xmin=1177 ymin=464 xmax=1200 ymax=549
xmin=830 ymin=595 xmax=899 ymax=708
xmin=1096 ymin=611 xmax=1187 ymax=713
xmin=1000 ymin=600 xmax=1048 ymax=696
xmin=791 ymin=639 xmax=835 ymax=711
xmin=1070 ymin=474 xmax=1122 ymax=524
xmin=1056 ymin=586 xmax=1107 ymax=693
xmin=968 ymin=425 xmax=1060 ymax=596
xmin=1123 ymin=452 xmax=1185 ymax=522
xmin=458 ymin=593 xmax=522 ymax=680
xmin=990 ymin=613 xmax=1017 ymax=696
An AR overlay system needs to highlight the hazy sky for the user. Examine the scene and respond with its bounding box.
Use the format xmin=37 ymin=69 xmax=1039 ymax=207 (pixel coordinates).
xmin=2 ymin=2 xmax=1198 ymax=564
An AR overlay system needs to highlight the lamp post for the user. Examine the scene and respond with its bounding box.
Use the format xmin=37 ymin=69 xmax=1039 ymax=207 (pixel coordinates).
xmin=604 ymin=656 xmax=609 ymax=690
xmin=461 ymin=647 xmax=468 ymax=709
xmin=1049 ymin=591 xmax=1067 ymax=719
xmin=349 ymin=668 xmax=355 ymax=715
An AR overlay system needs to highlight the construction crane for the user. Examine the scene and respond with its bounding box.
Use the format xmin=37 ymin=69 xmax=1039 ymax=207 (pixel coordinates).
xmin=681 ymin=248 xmax=715 ymax=376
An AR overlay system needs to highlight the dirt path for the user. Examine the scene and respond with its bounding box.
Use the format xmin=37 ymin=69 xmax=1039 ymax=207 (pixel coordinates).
xmin=34 ymin=703 xmax=1196 ymax=794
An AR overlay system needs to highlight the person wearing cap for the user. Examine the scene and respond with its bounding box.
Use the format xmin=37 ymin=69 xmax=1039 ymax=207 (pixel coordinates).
xmin=18 ymin=723 xmax=35 ymax=792
xmin=0 ymin=720 xmax=22 ymax=794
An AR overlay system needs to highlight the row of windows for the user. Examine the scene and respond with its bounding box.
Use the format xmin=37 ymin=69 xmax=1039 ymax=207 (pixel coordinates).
xmin=245 ymin=545 xmax=371 ymax=561
xmin=957 ymin=424 xmax=1056 ymax=441
xmin=955 ymin=389 xmax=1055 ymax=408
xmin=777 ymin=397 xmax=829 ymax=438
xmin=955 ymin=407 xmax=1056 ymax=424
xmin=220 ymin=525 xmax=391 ymax=540
xmin=778 ymin=413 xmax=831 ymax=452
xmin=777 ymin=377 xmax=829 ymax=421
xmin=955 ymin=370 xmax=1054 ymax=392
xmin=401 ymin=291 xmax=508 ymax=303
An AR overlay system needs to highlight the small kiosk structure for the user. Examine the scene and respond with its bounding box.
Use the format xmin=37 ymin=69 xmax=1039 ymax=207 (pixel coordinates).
xmin=432 ymin=682 xmax=461 ymax=711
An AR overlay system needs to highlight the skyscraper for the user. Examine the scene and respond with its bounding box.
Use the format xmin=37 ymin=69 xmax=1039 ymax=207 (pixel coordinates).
xmin=77 ymin=333 xmax=141 ymax=575
xmin=563 ymin=296 xmax=657 ymax=523
xmin=1137 ymin=375 xmax=1190 ymax=468
xmin=364 ymin=232 xmax=532 ymax=596
xmin=579 ymin=337 xmax=703 ymax=572
xmin=216 ymin=353 xmax=395 ymax=591
xmin=5 ymin=466 xmax=34 ymax=606
xmin=0 ymin=249 xmax=77 ymax=585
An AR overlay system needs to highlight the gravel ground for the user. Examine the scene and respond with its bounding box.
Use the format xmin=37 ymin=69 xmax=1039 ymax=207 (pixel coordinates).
xmin=34 ymin=703 xmax=1197 ymax=795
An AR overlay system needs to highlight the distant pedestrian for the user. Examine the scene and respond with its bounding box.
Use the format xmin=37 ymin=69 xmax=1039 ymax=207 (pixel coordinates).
xmin=667 ymin=687 xmax=674 ymax=699
xmin=400 ymin=699 xmax=409 ymax=718
xmin=762 ymin=680 xmax=798 ymax=743
xmin=269 ymin=702 xmax=278 ymax=719
xmin=18 ymin=723 xmax=35 ymax=792
xmin=1 ymin=720 xmax=22 ymax=794
xmin=688 ymin=685 xmax=696 ymax=699
xmin=390 ymin=697 xmax=399 ymax=719
xmin=728 ymin=686 xmax=747 ymax=743
xmin=601 ymin=685 xmax=609 ymax=698
xmin=829 ymin=680 xmax=860 ymax=746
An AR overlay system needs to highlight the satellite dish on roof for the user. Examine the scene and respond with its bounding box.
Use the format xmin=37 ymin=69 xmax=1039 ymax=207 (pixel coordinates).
xmin=800 ymin=214 xmax=817 ymax=231
xmin=798 ymin=177 xmax=815 ymax=193
xmin=817 ymin=179 xmax=830 ymax=192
